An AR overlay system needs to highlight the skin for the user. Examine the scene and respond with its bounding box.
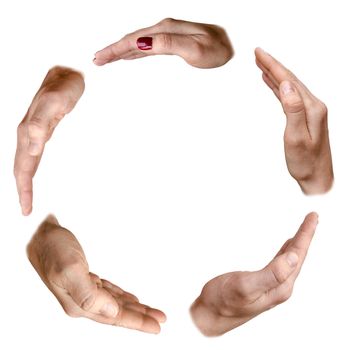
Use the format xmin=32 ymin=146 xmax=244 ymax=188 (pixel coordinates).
xmin=255 ymin=48 xmax=333 ymax=194
xmin=93 ymin=18 xmax=234 ymax=68
xmin=14 ymin=67 xmax=85 ymax=216
xmin=27 ymin=215 xmax=166 ymax=334
xmin=190 ymin=212 xmax=318 ymax=336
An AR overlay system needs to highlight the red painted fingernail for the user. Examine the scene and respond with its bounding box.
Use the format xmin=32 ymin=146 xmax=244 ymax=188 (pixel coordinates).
xmin=137 ymin=37 xmax=153 ymax=50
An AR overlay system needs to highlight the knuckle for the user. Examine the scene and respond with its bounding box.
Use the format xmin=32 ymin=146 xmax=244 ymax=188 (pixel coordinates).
xmin=276 ymin=285 xmax=293 ymax=304
xmin=27 ymin=120 xmax=47 ymax=139
xmin=158 ymin=33 xmax=173 ymax=51
xmin=310 ymin=101 xmax=328 ymax=118
xmin=233 ymin=275 xmax=253 ymax=302
xmin=159 ymin=17 xmax=176 ymax=27
xmin=283 ymin=98 xmax=304 ymax=114
xmin=184 ymin=40 xmax=206 ymax=64
xmin=283 ymin=131 xmax=308 ymax=148
xmin=39 ymin=90 xmax=65 ymax=110
xmin=63 ymin=305 xmax=81 ymax=318
xmin=17 ymin=122 xmax=26 ymax=136
xmin=269 ymin=264 xmax=289 ymax=285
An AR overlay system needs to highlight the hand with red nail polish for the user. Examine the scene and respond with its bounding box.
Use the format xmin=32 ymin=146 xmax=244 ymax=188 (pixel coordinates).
xmin=27 ymin=215 xmax=166 ymax=334
xmin=14 ymin=66 xmax=85 ymax=215
xmin=190 ymin=212 xmax=318 ymax=336
xmin=94 ymin=18 xmax=234 ymax=68
xmin=255 ymin=48 xmax=333 ymax=194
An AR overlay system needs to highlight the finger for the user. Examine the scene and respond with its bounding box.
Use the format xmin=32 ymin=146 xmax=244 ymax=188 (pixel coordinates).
xmin=26 ymin=114 xmax=52 ymax=157
xmin=135 ymin=33 xmax=205 ymax=65
xmin=251 ymin=251 xmax=299 ymax=295
xmin=14 ymin=124 xmax=41 ymax=215
xmin=101 ymin=279 xmax=139 ymax=302
xmin=274 ymin=238 xmax=293 ymax=258
xmin=255 ymin=48 xmax=315 ymax=104
xmin=89 ymin=272 xmax=102 ymax=288
xmin=262 ymin=73 xmax=280 ymax=99
xmin=279 ymin=80 xmax=310 ymax=137
xmin=124 ymin=302 xmax=167 ymax=323
xmin=256 ymin=59 xmax=279 ymax=87
xmin=283 ymin=212 xmax=318 ymax=275
xmin=121 ymin=52 xmax=147 ymax=61
xmin=63 ymin=268 xmax=119 ymax=319
xmin=93 ymin=18 xmax=197 ymax=65
xmin=15 ymin=171 xmax=34 ymax=215
xmin=115 ymin=307 xmax=162 ymax=334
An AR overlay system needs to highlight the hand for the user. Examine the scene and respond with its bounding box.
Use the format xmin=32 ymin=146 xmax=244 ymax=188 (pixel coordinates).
xmin=93 ymin=18 xmax=233 ymax=68
xmin=14 ymin=67 xmax=85 ymax=215
xmin=255 ymin=48 xmax=333 ymax=194
xmin=27 ymin=215 xmax=166 ymax=334
xmin=190 ymin=212 xmax=318 ymax=336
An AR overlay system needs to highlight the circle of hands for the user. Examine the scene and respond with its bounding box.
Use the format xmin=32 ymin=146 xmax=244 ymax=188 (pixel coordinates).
xmin=19 ymin=18 xmax=332 ymax=336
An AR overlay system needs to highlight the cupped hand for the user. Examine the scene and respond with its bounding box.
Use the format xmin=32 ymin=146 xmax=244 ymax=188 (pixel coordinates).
xmin=27 ymin=215 xmax=166 ymax=334
xmin=14 ymin=66 xmax=85 ymax=215
xmin=255 ymin=48 xmax=333 ymax=194
xmin=190 ymin=212 xmax=318 ymax=336
xmin=94 ymin=18 xmax=233 ymax=68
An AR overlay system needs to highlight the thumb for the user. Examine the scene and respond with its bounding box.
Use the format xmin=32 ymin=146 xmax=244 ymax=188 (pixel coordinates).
xmin=136 ymin=33 xmax=202 ymax=62
xmin=279 ymin=80 xmax=308 ymax=135
xmin=258 ymin=251 xmax=299 ymax=292
xmin=65 ymin=270 xmax=119 ymax=318
xmin=248 ymin=252 xmax=299 ymax=296
xmin=27 ymin=117 xmax=49 ymax=156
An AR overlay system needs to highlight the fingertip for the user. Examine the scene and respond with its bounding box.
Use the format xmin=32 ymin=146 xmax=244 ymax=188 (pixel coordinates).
xmin=306 ymin=212 xmax=319 ymax=226
xmin=22 ymin=207 xmax=32 ymax=216
xmin=255 ymin=47 xmax=269 ymax=57
xmin=255 ymin=47 xmax=262 ymax=55
xmin=93 ymin=58 xmax=104 ymax=66
xmin=150 ymin=322 xmax=161 ymax=335
xmin=20 ymin=199 xmax=32 ymax=216
xmin=159 ymin=312 xmax=167 ymax=323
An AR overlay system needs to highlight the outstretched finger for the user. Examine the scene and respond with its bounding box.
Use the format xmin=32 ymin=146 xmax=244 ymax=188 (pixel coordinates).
xmin=279 ymin=80 xmax=310 ymax=138
xmin=115 ymin=307 xmax=162 ymax=334
xmin=14 ymin=124 xmax=42 ymax=215
xmin=255 ymin=48 xmax=315 ymax=104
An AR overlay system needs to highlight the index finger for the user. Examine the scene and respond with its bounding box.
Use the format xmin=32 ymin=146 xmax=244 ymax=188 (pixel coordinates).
xmin=284 ymin=212 xmax=318 ymax=276
xmin=14 ymin=123 xmax=43 ymax=215
xmin=94 ymin=18 xmax=205 ymax=65
xmin=255 ymin=48 xmax=316 ymax=102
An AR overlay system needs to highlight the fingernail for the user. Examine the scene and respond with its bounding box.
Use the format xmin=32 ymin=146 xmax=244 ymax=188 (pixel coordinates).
xmin=281 ymin=81 xmax=295 ymax=96
xmin=137 ymin=37 xmax=153 ymax=50
xmin=286 ymin=252 xmax=299 ymax=267
xmin=100 ymin=303 xmax=118 ymax=318
xmin=28 ymin=142 xmax=41 ymax=155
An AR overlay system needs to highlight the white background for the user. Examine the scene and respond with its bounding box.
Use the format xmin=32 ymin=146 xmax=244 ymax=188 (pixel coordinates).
xmin=0 ymin=0 xmax=349 ymax=348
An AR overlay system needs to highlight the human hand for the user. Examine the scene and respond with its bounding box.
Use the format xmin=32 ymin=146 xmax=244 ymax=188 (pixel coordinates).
xmin=14 ymin=67 xmax=85 ymax=215
xmin=27 ymin=215 xmax=166 ymax=334
xmin=255 ymin=48 xmax=333 ymax=194
xmin=93 ymin=18 xmax=233 ymax=68
xmin=190 ymin=212 xmax=318 ymax=336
